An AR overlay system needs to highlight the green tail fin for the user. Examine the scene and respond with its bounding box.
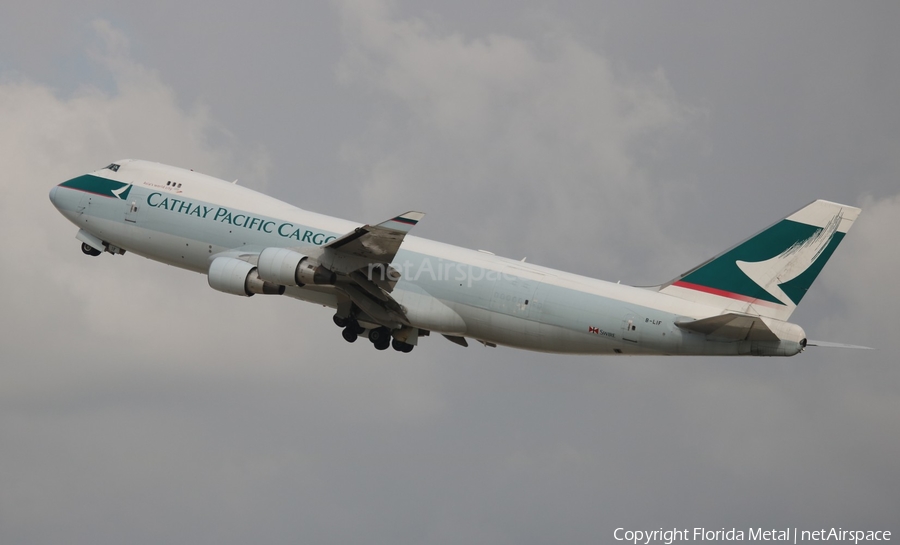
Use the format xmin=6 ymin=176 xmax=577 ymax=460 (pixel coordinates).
xmin=659 ymin=200 xmax=860 ymax=321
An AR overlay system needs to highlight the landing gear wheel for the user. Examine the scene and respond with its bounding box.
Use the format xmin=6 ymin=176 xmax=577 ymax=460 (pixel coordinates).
xmin=368 ymin=327 xmax=390 ymax=345
xmin=374 ymin=338 xmax=390 ymax=350
xmin=392 ymin=339 xmax=414 ymax=353
xmin=341 ymin=327 xmax=358 ymax=343
xmin=81 ymin=242 xmax=101 ymax=257
xmin=333 ymin=315 xmax=349 ymax=328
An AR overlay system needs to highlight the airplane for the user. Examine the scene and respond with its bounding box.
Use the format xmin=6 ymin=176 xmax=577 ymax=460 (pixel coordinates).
xmin=49 ymin=159 xmax=864 ymax=356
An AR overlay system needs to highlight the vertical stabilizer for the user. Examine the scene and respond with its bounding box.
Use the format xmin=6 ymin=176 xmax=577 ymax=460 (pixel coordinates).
xmin=658 ymin=200 xmax=860 ymax=321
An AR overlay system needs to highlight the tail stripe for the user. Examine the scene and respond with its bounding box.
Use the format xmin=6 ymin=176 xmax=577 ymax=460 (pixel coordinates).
xmin=671 ymin=280 xmax=784 ymax=308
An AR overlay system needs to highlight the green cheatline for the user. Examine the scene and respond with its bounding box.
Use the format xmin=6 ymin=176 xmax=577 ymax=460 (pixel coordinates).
xmin=59 ymin=175 xmax=132 ymax=201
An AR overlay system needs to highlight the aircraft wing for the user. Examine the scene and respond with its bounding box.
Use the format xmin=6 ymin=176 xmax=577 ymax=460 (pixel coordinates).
xmin=325 ymin=211 xmax=425 ymax=263
xmin=323 ymin=211 xmax=425 ymax=328
xmin=674 ymin=313 xmax=780 ymax=342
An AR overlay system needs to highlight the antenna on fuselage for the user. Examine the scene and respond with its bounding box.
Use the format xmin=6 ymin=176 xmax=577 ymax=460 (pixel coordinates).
xmin=232 ymin=179 xmax=239 ymax=185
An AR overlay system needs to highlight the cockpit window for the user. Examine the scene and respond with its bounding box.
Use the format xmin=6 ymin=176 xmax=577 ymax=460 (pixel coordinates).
xmin=104 ymin=163 xmax=120 ymax=172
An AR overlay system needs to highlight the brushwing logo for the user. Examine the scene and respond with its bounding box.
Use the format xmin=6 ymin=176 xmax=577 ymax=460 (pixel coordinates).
xmin=111 ymin=183 xmax=133 ymax=201
xmin=735 ymin=212 xmax=842 ymax=306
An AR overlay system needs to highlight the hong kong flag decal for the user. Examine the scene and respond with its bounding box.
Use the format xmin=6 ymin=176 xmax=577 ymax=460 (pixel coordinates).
xmin=589 ymin=326 xmax=599 ymax=334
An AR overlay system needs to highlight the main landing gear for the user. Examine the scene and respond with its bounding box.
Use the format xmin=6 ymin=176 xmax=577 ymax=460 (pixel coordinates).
xmin=333 ymin=314 xmax=415 ymax=353
xmin=368 ymin=327 xmax=392 ymax=351
xmin=392 ymin=338 xmax=414 ymax=353
xmin=335 ymin=315 xmax=365 ymax=343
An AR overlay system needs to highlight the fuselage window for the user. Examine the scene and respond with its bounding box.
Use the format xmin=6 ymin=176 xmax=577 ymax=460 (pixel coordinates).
xmin=104 ymin=163 xmax=120 ymax=172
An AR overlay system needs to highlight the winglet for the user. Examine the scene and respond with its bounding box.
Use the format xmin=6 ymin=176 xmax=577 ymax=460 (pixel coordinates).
xmin=378 ymin=211 xmax=425 ymax=234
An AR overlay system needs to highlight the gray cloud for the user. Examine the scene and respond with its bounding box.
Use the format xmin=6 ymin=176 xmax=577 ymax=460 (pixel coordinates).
xmin=336 ymin=0 xmax=698 ymax=281
xmin=1 ymin=3 xmax=898 ymax=544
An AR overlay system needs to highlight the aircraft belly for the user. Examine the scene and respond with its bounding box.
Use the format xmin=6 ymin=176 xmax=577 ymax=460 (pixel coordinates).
xmin=391 ymin=286 xmax=467 ymax=335
xmin=283 ymin=285 xmax=340 ymax=308
xmin=455 ymin=300 xmax=628 ymax=354
xmin=106 ymin=213 xmax=211 ymax=272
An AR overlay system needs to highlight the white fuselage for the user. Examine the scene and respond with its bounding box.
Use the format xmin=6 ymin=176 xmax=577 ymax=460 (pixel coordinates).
xmin=50 ymin=160 xmax=807 ymax=356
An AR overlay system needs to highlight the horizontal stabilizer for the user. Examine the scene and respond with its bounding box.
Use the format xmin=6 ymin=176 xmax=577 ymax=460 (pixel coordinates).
xmin=675 ymin=313 xmax=780 ymax=342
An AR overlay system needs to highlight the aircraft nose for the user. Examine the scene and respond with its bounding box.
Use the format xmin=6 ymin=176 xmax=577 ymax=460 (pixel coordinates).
xmin=49 ymin=183 xmax=78 ymax=215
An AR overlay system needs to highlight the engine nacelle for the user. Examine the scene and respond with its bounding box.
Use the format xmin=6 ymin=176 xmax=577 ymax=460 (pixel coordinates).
xmin=208 ymin=256 xmax=285 ymax=297
xmin=257 ymin=247 xmax=336 ymax=286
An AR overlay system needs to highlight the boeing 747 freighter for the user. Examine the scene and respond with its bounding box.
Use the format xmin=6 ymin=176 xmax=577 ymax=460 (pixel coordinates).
xmin=50 ymin=160 xmax=862 ymax=355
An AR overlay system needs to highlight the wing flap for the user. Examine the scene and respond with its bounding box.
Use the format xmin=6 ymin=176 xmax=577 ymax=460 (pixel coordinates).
xmin=348 ymin=270 xmax=393 ymax=302
xmin=442 ymin=334 xmax=469 ymax=348
xmin=339 ymin=283 xmax=406 ymax=329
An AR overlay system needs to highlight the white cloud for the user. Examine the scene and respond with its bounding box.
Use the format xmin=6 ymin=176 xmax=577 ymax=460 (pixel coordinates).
xmin=328 ymin=5 xmax=900 ymax=533
xmin=0 ymin=17 xmax=441 ymax=432
xmin=334 ymin=0 xmax=697 ymax=279
xmin=0 ymin=20 xmax=455 ymax=541
xmin=3 ymin=7 xmax=899 ymax=542
xmin=0 ymin=19 xmax=263 ymax=364
xmin=821 ymin=193 xmax=900 ymax=346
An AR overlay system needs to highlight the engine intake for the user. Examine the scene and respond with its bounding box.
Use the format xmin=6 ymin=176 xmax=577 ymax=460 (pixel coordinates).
xmin=208 ymin=256 xmax=285 ymax=297
xmin=257 ymin=247 xmax=336 ymax=286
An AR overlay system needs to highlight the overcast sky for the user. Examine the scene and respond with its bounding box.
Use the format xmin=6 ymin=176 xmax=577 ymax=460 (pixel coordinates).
xmin=1 ymin=2 xmax=898 ymax=544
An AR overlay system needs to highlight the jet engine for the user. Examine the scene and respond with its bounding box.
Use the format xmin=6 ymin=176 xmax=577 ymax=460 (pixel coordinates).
xmin=208 ymin=257 xmax=285 ymax=297
xmin=257 ymin=247 xmax=336 ymax=286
